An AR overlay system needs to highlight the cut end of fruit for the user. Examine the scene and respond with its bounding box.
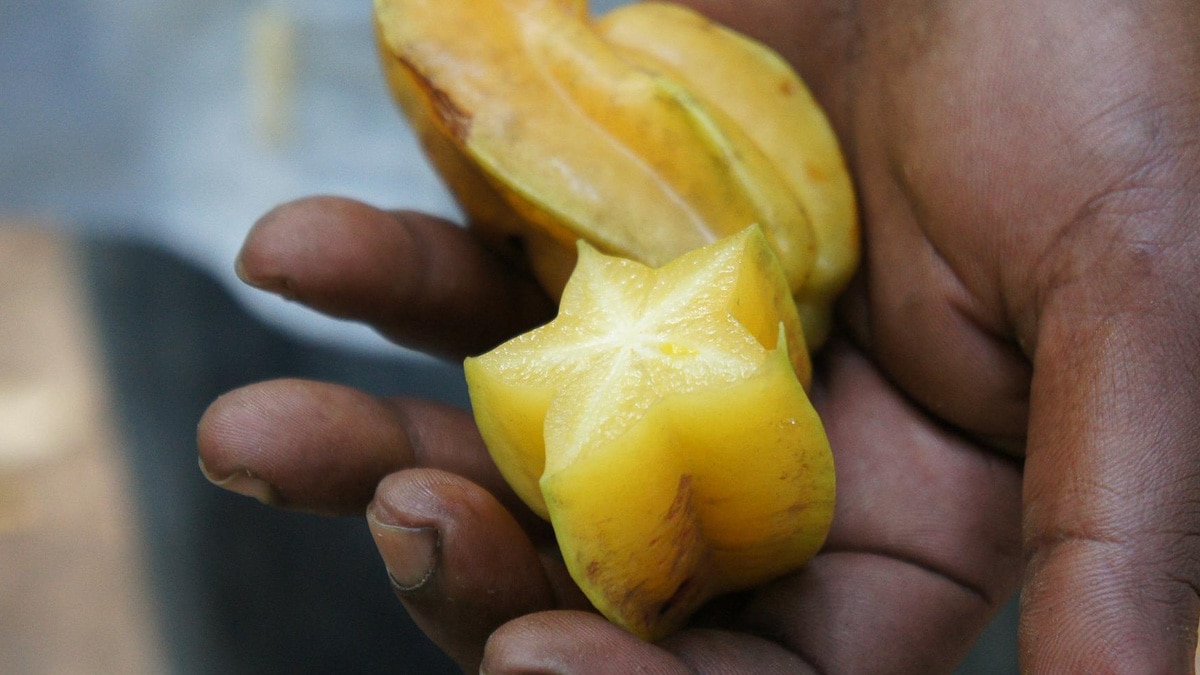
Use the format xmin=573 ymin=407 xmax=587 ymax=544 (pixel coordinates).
xmin=466 ymin=226 xmax=834 ymax=640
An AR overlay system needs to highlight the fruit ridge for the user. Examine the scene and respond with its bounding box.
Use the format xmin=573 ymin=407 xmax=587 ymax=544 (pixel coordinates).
xmin=464 ymin=228 xmax=834 ymax=639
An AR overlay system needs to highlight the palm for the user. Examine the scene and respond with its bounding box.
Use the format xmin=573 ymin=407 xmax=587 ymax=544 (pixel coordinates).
xmin=199 ymin=0 xmax=1200 ymax=672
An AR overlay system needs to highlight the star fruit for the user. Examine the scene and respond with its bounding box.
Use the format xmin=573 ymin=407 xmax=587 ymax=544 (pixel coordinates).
xmin=374 ymin=0 xmax=858 ymax=347
xmin=464 ymin=227 xmax=835 ymax=640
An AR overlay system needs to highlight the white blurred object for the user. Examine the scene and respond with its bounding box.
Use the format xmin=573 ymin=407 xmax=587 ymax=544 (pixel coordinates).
xmin=247 ymin=6 xmax=297 ymax=149
xmin=0 ymin=0 xmax=458 ymax=356
xmin=144 ymin=0 xmax=462 ymax=357
xmin=0 ymin=228 xmax=110 ymax=529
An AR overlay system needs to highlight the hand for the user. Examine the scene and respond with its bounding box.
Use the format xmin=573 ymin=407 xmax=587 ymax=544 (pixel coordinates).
xmin=195 ymin=195 xmax=1017 ymax=673
xmin=198 ymin=0 xmax=1200 ymax=672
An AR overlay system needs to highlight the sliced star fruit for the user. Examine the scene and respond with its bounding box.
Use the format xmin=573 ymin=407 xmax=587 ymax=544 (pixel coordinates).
xmin=464 ymin=227 xmax=834 ymax=640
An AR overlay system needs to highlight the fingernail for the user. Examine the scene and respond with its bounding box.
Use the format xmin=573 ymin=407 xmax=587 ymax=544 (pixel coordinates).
xmin=198 ymin=457 xmax=277 ymax=505
xmin=368 ymin=512 xmax=439 ymax=592
xmin=235 ymin=259 xmax=281 ymax=293
xmin=234 ymin=251 xmax=294 ymax=297
xmin=233 ymin=253 xmax=252 ymax=285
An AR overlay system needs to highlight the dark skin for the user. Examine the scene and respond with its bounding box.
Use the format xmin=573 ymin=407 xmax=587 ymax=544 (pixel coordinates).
xmin=197 ymin=0 xmax=1200 ymax=671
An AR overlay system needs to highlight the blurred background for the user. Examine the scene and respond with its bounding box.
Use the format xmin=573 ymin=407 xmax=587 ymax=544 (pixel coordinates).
xmin=0 ymin=0 xmax=1017 ymax=673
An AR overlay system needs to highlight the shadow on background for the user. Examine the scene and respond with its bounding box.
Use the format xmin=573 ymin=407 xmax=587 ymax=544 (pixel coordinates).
xmin=80 ymin=232 xmax=461 ymax=674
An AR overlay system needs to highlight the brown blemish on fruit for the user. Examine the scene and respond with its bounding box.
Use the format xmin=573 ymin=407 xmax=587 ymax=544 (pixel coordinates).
xmin=400 ymin=56 xmax=474 ymax=140
xmin=666 ymin=474 xmax=694 ymax=520
xmin=657 ymin=577 xmax=694 ymax=618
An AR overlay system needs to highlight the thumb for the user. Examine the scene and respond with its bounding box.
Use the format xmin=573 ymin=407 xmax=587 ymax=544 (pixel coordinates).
xmin=1020 ymin=271 xmax=1200 ymax=671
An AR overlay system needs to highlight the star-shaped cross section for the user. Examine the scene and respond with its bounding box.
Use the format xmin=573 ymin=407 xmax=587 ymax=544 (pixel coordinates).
xmin=464 ymin=225 xmax=832 ymax=640
xmin=472 ymin=225 xmax=810 ymax=476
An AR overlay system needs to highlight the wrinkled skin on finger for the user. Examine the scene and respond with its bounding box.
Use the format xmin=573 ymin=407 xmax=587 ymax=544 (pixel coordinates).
xmin=200 ymin=0 xmax=1200 ymax=671
xmin=236 ymin=196 xmax=555 ymax=359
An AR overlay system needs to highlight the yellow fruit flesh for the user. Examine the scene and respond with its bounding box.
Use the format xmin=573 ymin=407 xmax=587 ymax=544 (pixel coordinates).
xmin=376 ymin=0 xmax=853 ymax=642
xmin=464 ymin=228 xmax=834 ymax=639
xmin=595 ymin=2 xmax=859 ymax=346
xmin=373 ymin=0 xmax=828 ymax=309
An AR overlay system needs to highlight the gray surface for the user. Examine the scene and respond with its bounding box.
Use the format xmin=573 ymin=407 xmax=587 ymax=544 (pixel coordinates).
xmin=1 ymin=0 xmax=637 ymax=354
xmin=1 ymin=0 xmax=456 ymax=355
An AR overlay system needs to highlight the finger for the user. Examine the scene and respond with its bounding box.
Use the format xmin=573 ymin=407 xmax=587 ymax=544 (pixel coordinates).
xmin=236 ymin=196 xmax=554 ymax=359
xmin=660 ymin=628 xmax=818 ymax=673
xmin=835 ymin=155 xmax=1034 ymax=452
xmin=197 ymin=378 xmax=523 ymax=519
xmin=741 ymin=551 xmax=996 ymax=674
xmin=369 ymin=468 xmax=568 ymax=672
xmin=482 ymin=611 xmax=690 ymax=675
xmin=815 ymin=341 xmax=1024 ymax=603
xmin=1020 ymin=298 xmax=1200 ymax=671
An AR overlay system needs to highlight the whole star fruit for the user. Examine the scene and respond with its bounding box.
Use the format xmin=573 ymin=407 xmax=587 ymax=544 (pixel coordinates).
xmin=463 ymin=226 xmax=835 ymax=641
xmin=374 ymin=0 xmax=858 ymax=348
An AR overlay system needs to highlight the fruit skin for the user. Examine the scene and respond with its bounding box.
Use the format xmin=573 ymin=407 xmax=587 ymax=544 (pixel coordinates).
xmin=544 ymin=344 xmax=833 ymax=640
xmin=464 ymin=228 xmax=834 ymax=640
xmin=595 ymin=2 xmax=859 ymax=347
xmin=374 ymin=0 xmax=857 ymax=347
